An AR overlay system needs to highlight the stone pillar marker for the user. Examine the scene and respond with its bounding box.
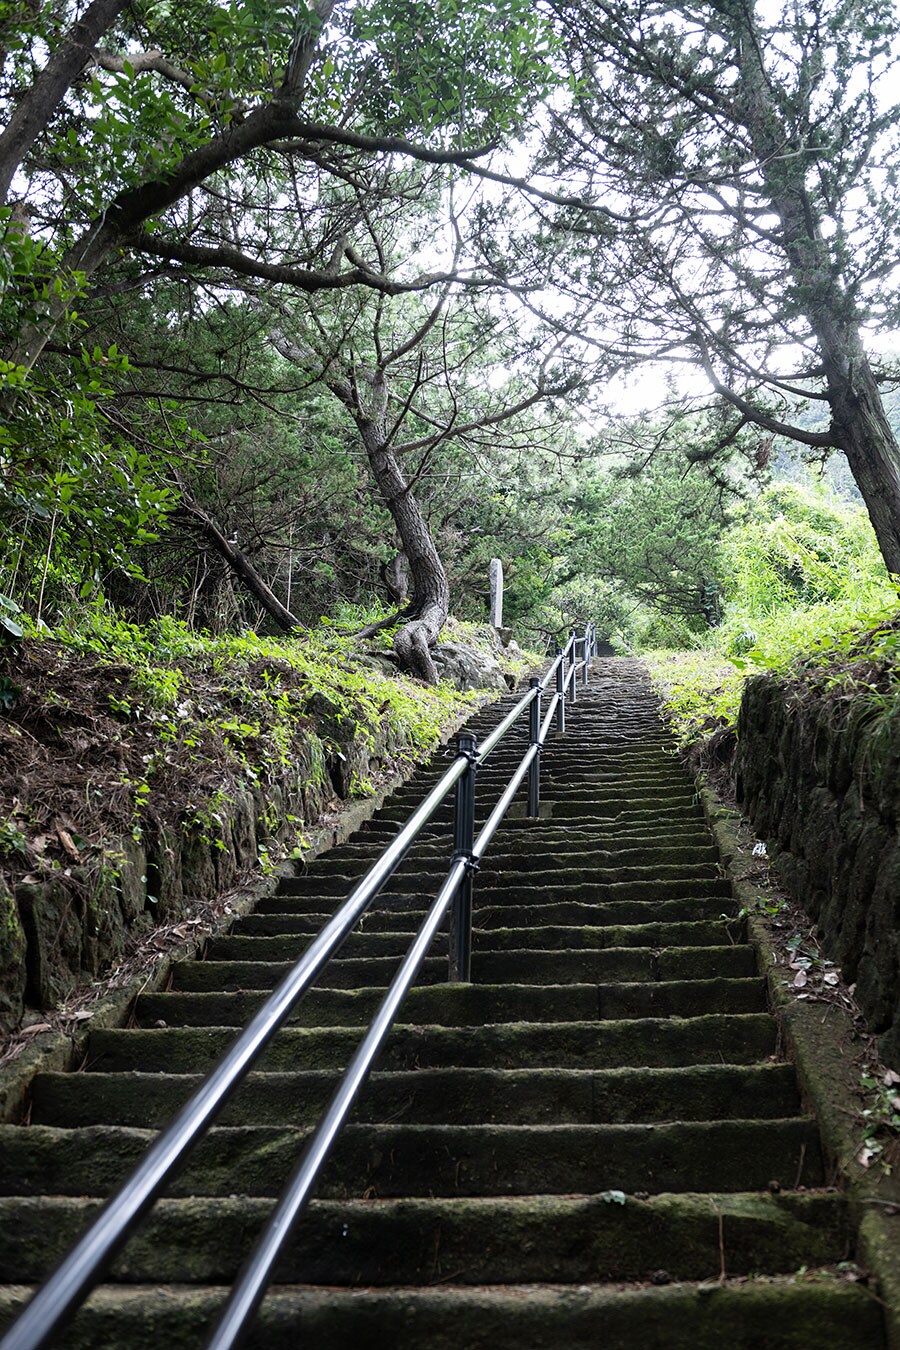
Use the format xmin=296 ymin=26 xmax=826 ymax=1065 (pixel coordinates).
xmin=489 ymin=558 xmax=503 ymax=629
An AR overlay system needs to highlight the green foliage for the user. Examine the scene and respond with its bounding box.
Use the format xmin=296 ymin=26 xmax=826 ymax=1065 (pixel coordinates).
xmin=858 ymin=1068 xmax=900 ymax=1174
xmin=38 ymin=605 xmax=524 ymax=831
xmin=643 ymin=649 xmax=746 ymax=746
xmin=348 ymin=0 xmax=561 ymax=142
xmin=645 ymin=482 xmax=900 ymax=743
xmin=0 ymin=213 xmax=176 ymax=620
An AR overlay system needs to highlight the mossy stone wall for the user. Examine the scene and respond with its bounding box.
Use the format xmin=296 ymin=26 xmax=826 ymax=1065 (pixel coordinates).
xmin=735 ymin=672 xmax=900 ymax=1067
xmin=0 ymin=716 xmax=398 ymax=1031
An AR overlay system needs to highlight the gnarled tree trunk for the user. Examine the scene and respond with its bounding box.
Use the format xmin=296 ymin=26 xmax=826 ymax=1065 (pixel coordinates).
xmin=357 ymin=380 xmax=449 ymax=682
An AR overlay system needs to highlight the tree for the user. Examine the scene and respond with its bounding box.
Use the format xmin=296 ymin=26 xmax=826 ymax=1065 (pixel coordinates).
xmin=268 ymin=239 xmax=577 ymax=678
xmin=531 ymin=0 xmax=900 ymax=575
xmin=0 ymin=0 xmax=561 ymax=623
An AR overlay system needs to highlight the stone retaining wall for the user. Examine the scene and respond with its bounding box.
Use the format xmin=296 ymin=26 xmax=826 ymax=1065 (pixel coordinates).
xmin=0 ymin=634 xmax=520 ymax=1034
xmin=735 ymin=672 xmax=900 ymax=1067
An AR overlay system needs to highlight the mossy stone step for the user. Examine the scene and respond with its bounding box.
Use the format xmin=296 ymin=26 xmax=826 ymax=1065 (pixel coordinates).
xmin=208 ymin=919 xmax=738 ymax=963
xmin=371 ymin=796 xmax=702 ymax=827
xmin=383 ymin=782 xmax=699 ymax=810
xmin=0 ymin=1118 xmax=824 ymax=1199
xmin=263 ymin=876 xmax=734 ymax=908
xmin=171 ymin=944 xmax=756 ymax=992
xmin=237 ymin=895 xmax=737 ymax=933
xmin=351 ymin=821 xmax=716 ymax=847
xmin=238 ymin=893 xmax=736 ymax=933
xmin=29 ymin=1062 xmax=801 ymax=1130
xmin=0 ymin=1275 xmax=884 ymax=1350
xmin=306 ymin=844 xmax=720 ymax=877
xmin=133 ymin=975 xmax=765 ymax=1030
xmin=86 ymin=1013 xmax=778 ymax=1074
xmin=274 ymin=868 xmax=731 ymax=901
xmin=275 ymin=864 xmax=723 ymax=900
xmin=0 ymin=1189 xmax=849 ymax=1286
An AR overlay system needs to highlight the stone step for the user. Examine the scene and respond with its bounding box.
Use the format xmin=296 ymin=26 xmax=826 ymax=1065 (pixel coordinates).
xmin=238 ymin=894 xmax=736 ymax=932
xmin=275 ymin=863 xmax=724 ymax=899
xmin=303 ymin=844 xmax=720 ymax=877
xmin=0 ymin=1118 xmax=824 ymax=1199
xmin=0 ymin=1276 xmax=883 ymax=1349
xmin=134 ymin=977 xmax=766 ymax=1030
xmin=262 ymin=877 xmax=735 ymax=911
xmin=86 ymin=1013 xmax=778 ymax=1074
xmin=30 ymin=1062 xmax=801 ymax=1130
xmin=349 ymin=820 xmax=715 ymax=846
xmin=206 ymin=919 xmax=739 ymax=963
xmin=171 ymin=944 xmax=756 ymax=992
xmin=0 ymin=1189 xmax=849 ymax=1286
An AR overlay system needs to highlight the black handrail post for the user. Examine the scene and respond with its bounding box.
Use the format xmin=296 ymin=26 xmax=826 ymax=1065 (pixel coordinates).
xmin=448 ymin=731 xmax=477 ymax=983
xmin=582 ymin=624 xmax=590 ymax=687
xmin=555 ymin=643 xmax=566 ymax=733
xmin=528 ymin=678 xmax=541 ymax=817
xmin=568 ymin=629 xmax=578 ymax=704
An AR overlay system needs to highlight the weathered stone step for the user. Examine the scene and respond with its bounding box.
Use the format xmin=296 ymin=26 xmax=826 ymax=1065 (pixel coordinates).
xmin=0 ymin=1275 xmax=883 ymax=1349
xmin=238 ymin=893 xmax=736 ymax=934
xmin=351 ymin=820 xmax=715 ymax=847
xmin=0 ymin=1118 xmax=824 ymax=1198
xmin=383 ymin=780 xmax=698 ymax=809
xmin=30 ymin=1062 xmax=800 ymax=1130
xmin=0 ymin=1189 xmax=848 ymax=1286
xmin=263 ymin=876 xmax=734 ymax=909
xmin=172 ymin=944 xmax=756 ymax=992
xmin=208 ymin=919 xmax=738 ymax=963
xmin=86 ymin=1013 xmax=778 ymax=1074
xmin=547 ymin=800 xmax=703 ymax=822
xmin=134 ymin=976 xmax=765 ymax=1029
xmin=305 ymin=844 xmax=720 ymax=877
xmin=371 ymin=795 xmax=702 ymax=826
xmin=276 ymin=863 xmax=723 ymax=899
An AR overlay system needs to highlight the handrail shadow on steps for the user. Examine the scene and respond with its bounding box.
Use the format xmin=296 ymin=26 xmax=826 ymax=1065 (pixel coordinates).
xmin=1 ymin=623 xmax=598 ymax=1350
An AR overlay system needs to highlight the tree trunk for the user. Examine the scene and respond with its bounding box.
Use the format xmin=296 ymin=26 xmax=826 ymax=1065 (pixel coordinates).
xmin=177 ymin=501 xmax=301 ymax=632
xmin=819 ymin=337 xmax=900 ymax=579
xmin=0 ymin=0 xmax=132 ymax=205
xmin=732 ymin=1 xmax=900 ymax=577
xmin=357 ymin=386 xmax=449 ymax=681
xmin=381 ymin=551 xmax=409 ymax=605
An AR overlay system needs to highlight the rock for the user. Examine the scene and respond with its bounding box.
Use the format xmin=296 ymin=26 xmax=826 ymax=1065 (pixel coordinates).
xmin=0 ymin=874 xmax=26 ymax=1032
xmin=432 ymin=642 xmax=511 ymax=692
xmin=15 ymin=875 xmax=83 ymax=1007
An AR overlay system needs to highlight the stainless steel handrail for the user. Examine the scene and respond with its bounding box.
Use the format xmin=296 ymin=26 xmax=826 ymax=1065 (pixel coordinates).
xmin=0 ymin=758 xmax=471 ymax=1350
xmin=207 ymin=673 xmax=572 ymax=1347
xmin=1 ymin=622 xmax=598 ymax=1350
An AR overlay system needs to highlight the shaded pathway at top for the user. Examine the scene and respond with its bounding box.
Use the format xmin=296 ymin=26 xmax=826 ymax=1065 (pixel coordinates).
xmin=0 ymin=658 xmax=886 ymax=1348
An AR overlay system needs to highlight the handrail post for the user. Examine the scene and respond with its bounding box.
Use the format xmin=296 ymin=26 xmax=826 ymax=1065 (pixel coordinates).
xmin=555 ymin=643 xmax=566 ymax=733
xmin=527 ymin=678 xmax=541 ymax=817
xmin=448 ymin=731 xmax=477 ymax=983
xmin=568 ymin=629 xmax=578 ymax=704
xmin=582 ymin=624 xmax=590 ymax=687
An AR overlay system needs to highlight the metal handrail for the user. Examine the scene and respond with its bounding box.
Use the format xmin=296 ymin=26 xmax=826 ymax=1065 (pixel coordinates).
xmin=1 ymin=622 xmax=598 ymax=1350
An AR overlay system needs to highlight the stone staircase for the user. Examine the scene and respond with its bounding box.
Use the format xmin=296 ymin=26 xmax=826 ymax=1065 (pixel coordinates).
xmin=0 ymin=660 xmax=886 ymax=1347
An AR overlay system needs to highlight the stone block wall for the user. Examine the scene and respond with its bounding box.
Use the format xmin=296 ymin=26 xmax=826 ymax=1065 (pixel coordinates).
xmin=735 ymin=672 xmax=900 ymax=1067
xmin=0 ymin=715 xmax=397 ymax=1031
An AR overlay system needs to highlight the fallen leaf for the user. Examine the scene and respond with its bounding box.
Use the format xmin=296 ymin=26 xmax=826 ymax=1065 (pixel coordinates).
xmin=19 ymin=1022 xmax=52 ymax=1037
xmin=54 ymin=823 xmax=80 ymax=861
xmin=884 ymin=1069 xmax=900 ymax=1087
xmin=793 ymin=969 xmax=808 ymax=988
xmin=823 ymin=971 xmax=840 ymax=986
